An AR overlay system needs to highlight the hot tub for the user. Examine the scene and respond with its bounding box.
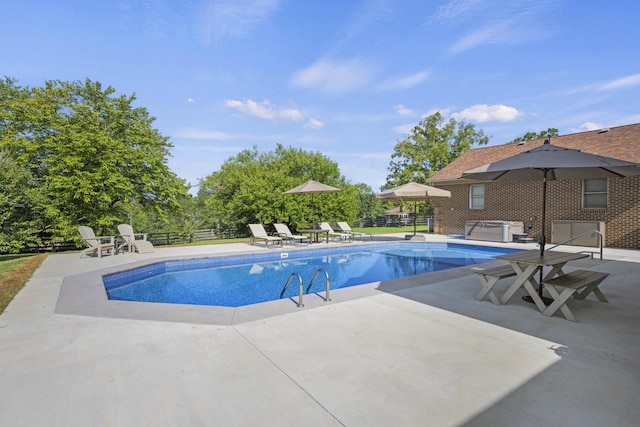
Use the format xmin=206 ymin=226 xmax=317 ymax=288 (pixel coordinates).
xmin=464 ymin=220 xmax=524 ymax=243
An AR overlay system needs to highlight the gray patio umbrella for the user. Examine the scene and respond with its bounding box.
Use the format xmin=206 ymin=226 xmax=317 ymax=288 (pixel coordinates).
xmin=284 ymin=180 xmax=340 ymax=228
xmin=462 ymin=139 xmax=640 ymax=300
xmin=462 ymin=140 xmax=640 ymax=255
xmin=376 ymin=182 xmax=451 ymax=237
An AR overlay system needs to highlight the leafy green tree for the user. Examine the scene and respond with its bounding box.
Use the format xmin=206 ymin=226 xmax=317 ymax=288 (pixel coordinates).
xmin=0 ymin=77 xmax=188 ymax=249
xmin=0 ymin=152 xmax=48 ymax=252
xmin=198 ymin=145 xmax=359 ymax=232
xmin=386 ymin=112 xmax=489 ymax=187
xmin=127 ymin=193 xmax=203 ymax=241
xmin=509 ymin=128 xmax=559 ymax=144
xmin=354 ymin=183 xmax=383 ymax=223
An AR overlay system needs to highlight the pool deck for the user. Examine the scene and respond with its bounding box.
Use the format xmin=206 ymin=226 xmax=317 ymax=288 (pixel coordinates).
xmin=1 ymin=234 xmax=639 ymax=426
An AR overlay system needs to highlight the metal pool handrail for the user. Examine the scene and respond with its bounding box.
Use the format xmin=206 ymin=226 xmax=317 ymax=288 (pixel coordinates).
xmin=547 ymin=229 xmax=603 ymax=259
xmin=306 ymin=269 xmax=331 ymax=302
xmin=280 ymin=272 xmax=304 ymax=307
xmin=280 ymin=269 xmax=332 ymax=307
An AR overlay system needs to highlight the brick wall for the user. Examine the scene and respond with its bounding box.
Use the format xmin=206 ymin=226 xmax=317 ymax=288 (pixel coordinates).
xmin=433 ymin=176 xmax=639 ymax=249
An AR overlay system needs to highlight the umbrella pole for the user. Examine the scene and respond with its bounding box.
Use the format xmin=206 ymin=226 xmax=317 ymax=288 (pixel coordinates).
xmin=413 ymin=201 xmax=417 ymax=235
xmin=524 ymin=169 xmax=553 ymax=306
xmin=539 ymin=169 xmax=548 ymax=257
xmin=538 ymin=170 xmax=549 ymax=299
xmin=311 ymin=193 xmax=315 ymax=229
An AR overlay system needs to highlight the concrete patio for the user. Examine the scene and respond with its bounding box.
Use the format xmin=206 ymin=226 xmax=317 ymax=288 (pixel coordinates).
xmin=1 ymin=234 xmax=638 ymax=426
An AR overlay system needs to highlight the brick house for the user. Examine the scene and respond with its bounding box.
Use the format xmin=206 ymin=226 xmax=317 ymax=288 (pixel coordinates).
xmin=428 ymin=123 xmax=640 ymax=249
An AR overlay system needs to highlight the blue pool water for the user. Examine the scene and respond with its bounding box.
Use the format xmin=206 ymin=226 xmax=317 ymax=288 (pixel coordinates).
xmin=104 ymin=243 xmax=518 ymax=307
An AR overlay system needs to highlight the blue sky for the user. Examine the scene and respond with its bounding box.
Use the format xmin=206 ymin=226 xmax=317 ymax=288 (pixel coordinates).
xmin=3 ymin=0 xmax=639 ymax=193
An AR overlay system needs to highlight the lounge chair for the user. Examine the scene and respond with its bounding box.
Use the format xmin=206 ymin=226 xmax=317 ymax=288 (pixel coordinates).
xmin=78 ymin=226 xmax=116 ymax=258
xmin=249 ymin=224 xmax=283 ymax=248
xmin=117 ymin=224 xmax=155 ymax=254
xmin=319 ymin=222 xmax=353 ymax=242
xmin=274 ymin=223 xmax=310 ymax=245
xmin=336 ymin=221 xmax=373 ymax=241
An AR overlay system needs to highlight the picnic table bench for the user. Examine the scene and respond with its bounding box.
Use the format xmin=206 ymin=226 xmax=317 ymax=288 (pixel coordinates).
xmin=541 ymin=269 xmax=610 ymax=321
xmin=474 ymin=265 xmax=518 ymax=305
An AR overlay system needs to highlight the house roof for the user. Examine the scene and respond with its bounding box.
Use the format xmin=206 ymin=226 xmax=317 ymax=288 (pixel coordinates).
xmin=429 ymin=123 xmax=640 ymax=183
xmin=384 ymin=206 xmax=411 ymax=215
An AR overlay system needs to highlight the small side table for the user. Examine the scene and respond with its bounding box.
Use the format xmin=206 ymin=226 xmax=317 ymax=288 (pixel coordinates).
xmin=299 ymin=229 xmax=329 ymax=244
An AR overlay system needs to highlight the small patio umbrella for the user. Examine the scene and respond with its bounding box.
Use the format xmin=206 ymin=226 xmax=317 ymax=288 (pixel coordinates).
xmin=376 ymin=182 xmax=451 ymax=238
xmin=462 ymin=139 xmax=640 ymax=301
xmin=284 ymin=180 xmax=340 ymax=228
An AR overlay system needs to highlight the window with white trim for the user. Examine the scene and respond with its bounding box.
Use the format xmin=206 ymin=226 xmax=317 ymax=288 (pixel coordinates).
xmin=583 ymin=178 xmax=607 ymax=209
xmin=469 ymin=184 xmax=485 ymax=209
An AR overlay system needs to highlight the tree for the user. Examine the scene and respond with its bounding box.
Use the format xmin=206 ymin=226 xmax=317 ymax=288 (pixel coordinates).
xmin=509 ymin=128 xmax=559 ymax=144
xmin=0 ymin=152 xmax=48 ymax=252
xmin=386 ymin=112 xmax=489 ymax=188
xmin=0 ymin=77 xmax=188 ymax=249
xmin=353 ymin=183 xmax=383 ymax=223
xmin=198 ymin=145 xmax=359 ymax=232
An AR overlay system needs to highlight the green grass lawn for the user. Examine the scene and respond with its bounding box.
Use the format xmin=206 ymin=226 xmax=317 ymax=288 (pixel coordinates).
xmin=0 ymin=254 xmax=47 ymax=314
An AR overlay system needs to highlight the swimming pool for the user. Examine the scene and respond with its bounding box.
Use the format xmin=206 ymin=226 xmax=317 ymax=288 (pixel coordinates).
xmin=103 ymin=243 xmax=518 ymax=307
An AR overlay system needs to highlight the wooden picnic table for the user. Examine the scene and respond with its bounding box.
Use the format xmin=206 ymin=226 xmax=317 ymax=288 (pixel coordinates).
xmin=493 ymin=250 xmax=589 ymax=312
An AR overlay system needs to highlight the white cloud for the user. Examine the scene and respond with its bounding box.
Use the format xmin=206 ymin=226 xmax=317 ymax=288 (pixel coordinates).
xmin=451 ymin=104 xmax=523 ymax=122
xmin=579 ymin=122 xmax=604 ymax=131
xmin=598 ymin=73 xmax=640 ymax=91
xmin=570 ymin=113 xmax=640 ymax=134
xmin=187 ymin=97 xmax=194 ymax=103
xmin=393 ymin=123 xmax=415 ymax=135
xmin=422 ymin=108 xmax=452 ymax=118
xmin=431 ymin=0 xmax=486 ymax=24
xmin=343 ymin=0 xmax=396 ymax=40
xmin=449 ymin=18 xmax=516 ymax=54
xmin=290 ymin=57 xmax=374 ymax=95
xmin=225 ymin=99 xmax=303 ymax=122
xmin=563 ymin=73 xmax=640 ymax=96
xmin=172 ymin=129 xmax=234 ymax=140
xmin=141 ymin=0 xmax=173 ymax=37
xmin=447 ymin=2 xmax=556 ymax=54
xmin=198 ymin=0 xmax=281 ymax=41
xmin=377 ymin=71 xmax=430 ymax=91
xmin=304 ymin=118 xmax=324 ymax=129
xmin=171 ymin=128 xmax=282 ymax=140
xmin=394 ymin=104 xmax=415 ymax=117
